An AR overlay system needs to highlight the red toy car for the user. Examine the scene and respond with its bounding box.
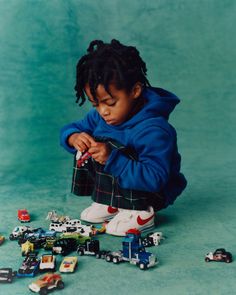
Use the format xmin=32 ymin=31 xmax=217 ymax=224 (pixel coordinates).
xmin=18 ymin=209 xmax=30 ymax=223
xmin=29 ymin=273 xmax=64 ymax=294
xmin=76 ymin=151 xmax=91 ymax=167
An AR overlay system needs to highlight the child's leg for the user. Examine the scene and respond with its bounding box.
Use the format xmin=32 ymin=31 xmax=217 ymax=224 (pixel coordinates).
xmin=71 ymin=155 xmax=119 ymax=223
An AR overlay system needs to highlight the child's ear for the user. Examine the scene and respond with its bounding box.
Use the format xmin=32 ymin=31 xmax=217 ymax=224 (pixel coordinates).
xmin=132 ymin=82 xmax=143 ymax=99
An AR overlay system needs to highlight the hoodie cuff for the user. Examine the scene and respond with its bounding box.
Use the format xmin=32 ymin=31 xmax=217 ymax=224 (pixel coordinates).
xmin=104 ymin=149 xmax=129 ymax=177
xmin=60 ymin=128 xmax=78 ymax=154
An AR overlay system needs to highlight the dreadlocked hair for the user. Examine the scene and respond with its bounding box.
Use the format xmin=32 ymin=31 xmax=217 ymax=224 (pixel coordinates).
xmin=74 ymin=39 xmax=151 ymax=106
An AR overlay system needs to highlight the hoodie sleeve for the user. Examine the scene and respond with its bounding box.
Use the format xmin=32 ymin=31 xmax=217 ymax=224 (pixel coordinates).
xmin=104 ymin=125 xmax=174 ymax=192
xmin=60 ymin=109 xmax=100 ymax=154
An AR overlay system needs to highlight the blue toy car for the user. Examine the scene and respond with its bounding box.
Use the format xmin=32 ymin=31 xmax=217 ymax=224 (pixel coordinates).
xmin=17 ymin=253 xmax=40 ymax=277
xmin=18 ymin=228 xmax=56 ymax=245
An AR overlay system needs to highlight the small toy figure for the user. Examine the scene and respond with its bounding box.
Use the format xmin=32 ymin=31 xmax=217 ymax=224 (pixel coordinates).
xmin=39 ymin=254 xmax=56 ymax=272
xmin=0 ymin=268 xmax=17 ymax=283
xmin=29 ymin=273 xmax=64 ymax=294
xmin=141 ymin=231 xmax=164 ymax=247
xmin=76 ymin=150 xmax=91 ymax=167
xmin=46 ymin=210 xmax=70 ymax=223
xmin=18 ymin=209 xmax=30 ymax=223
xmin=0 ymin=234 xmax=5 ymax=245
xmin=21 ymin=240 xmax=35 ymax=256
xmin=59 ymin=256 xmax=78 ymax=273
xmin=205 ymin=248 xmax=233 ymax=263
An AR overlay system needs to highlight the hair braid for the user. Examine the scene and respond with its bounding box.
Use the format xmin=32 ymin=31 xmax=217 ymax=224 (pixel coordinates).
xmin=74 ymin=39 xmax=151 ymax=106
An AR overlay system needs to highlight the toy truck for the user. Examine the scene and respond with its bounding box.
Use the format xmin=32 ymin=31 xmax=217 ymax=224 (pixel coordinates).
xmin=105 ymin=229 xmax=158 ymax=270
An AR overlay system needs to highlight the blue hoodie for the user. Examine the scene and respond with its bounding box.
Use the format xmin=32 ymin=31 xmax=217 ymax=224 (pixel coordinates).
xmin=60 ymin=87 xmax=187 ymax=207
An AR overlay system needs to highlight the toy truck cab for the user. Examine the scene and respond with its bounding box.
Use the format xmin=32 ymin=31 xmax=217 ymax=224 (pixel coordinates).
xmin=77 ymin=240 xmax=100 ymax=256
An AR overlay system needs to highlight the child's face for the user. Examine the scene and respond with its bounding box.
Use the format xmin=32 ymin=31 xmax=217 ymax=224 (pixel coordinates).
xmin=84 ymin=83 xmax=142 ymax=126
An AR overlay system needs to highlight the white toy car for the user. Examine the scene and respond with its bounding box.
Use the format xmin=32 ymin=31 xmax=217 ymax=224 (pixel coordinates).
xmin=9 ymin=226 xmax=33 ymax=240
xmin=49 ymin=219 xmax=93 ymax=237
xmin=39 ymin=254 xmax=56 ymax=272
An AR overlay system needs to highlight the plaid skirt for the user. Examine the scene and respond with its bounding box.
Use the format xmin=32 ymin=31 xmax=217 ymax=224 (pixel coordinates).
xmin=71 ymin=138 xmax=166 ymax=211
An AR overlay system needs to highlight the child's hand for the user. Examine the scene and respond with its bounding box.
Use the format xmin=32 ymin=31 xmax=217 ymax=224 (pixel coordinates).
xmin=68 ymin=132 xmax=95 ymax=152
xmin=88 ymin=142 xmax=111 ymax=165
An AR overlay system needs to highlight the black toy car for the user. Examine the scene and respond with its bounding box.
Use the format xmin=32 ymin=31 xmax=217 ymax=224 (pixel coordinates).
xmin=52 ymin=238 xmax=77 ymax=256
xmin=0 ymin=268 xmax=17 ymax=283
xmin=205 ymin=248 xmax=233 ymax=263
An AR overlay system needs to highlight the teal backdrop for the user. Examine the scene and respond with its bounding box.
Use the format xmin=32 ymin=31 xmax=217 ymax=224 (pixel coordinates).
xmin=0 ymin=1 xmax=236 ymax=294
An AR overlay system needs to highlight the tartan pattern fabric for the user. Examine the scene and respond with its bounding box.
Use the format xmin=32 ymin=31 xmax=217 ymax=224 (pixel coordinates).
xmin=71 ymin=139 xmax=166 ymax=211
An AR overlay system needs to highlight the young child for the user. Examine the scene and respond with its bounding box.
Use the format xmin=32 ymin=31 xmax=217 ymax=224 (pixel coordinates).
xmin=60 ymin=39 xmax=187 ymax=236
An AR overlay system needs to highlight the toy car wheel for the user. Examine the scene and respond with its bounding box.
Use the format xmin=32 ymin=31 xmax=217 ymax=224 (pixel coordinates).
xmin=139 ymin=263 xmax=147 ymax=270
xmin=9 ymin=234 xmax=14 ymax=240
xmin=7 ymin=277 xmax=13 ymax=283
xmin=78 ymin=250 xmax=84 ymax=256
xmin=226 ymin=258 xmax=232 ymax=263
xmin=95 ymin=253 xmax=101 ymax=259
xmin=57 ymin=280 xmax=65 ymax=290
xmin=112 ymin=257 xmax=119 ymax=264
xmin=205 ymin=257 xmax=210 ymax=262
xmin=105 ymin=255 xmax=112 ymax=262
xmin=39 ymin=287 xmax=48 ymax=295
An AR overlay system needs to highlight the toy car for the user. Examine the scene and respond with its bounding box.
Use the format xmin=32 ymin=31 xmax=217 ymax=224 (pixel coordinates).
xmin=18 ymin=209 xmax=30 ymax=222
xmin=52 ymin=238 xmax=77 ymax=256
xmin=59 ymin=256 xmax=78 ymax=273
xmin=18 ymin=227 xmax=56 ymax=245
xmin=76 ymin=150 xmax=91 ymax=167
xmin=205 ymin=248 xmax=233 ymax=263
xmin=43 ymin=237 xmax=57 ymax=250
xmin=29 ymin=273 xmax=64 ymax=294
xmin=0 ymin=234 xmax=5 ymax=245
xmin=141 ymin=232 xmax=164 ymax=247
xmin=0 ymin=268 xmax=17 ymax=283
xmin=60 ymin=232 xmax=91 ymax=245
xmin=9 ymin=225 xmax=33 ymax=240
xmin=17 ymin=253 xmax=40 ymax=277
xmin=39 ymin=254 xmax=56 ymax=272
xmin=49 ymin=219 xmax=93 ymax=236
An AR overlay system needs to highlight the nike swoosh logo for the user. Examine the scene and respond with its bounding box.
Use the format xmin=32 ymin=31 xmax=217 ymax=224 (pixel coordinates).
xmin=137 ymin=214 xmax=154 ymax=226
xmin=107 ymin=206 xmax=119 ymax=214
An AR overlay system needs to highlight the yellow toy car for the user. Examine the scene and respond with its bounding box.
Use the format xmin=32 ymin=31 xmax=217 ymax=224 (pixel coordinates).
xmin=59 ymin=256 xmax=78 ymax=273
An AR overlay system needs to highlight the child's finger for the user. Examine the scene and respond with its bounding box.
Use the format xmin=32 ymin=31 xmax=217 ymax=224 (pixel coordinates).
xmin=81 ymin=133 xmax=96 ymax=145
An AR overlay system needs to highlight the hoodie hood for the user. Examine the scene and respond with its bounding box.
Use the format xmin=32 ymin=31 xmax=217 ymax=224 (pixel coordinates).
xmin=143 ymin=87 xmax=180 ymax=119
xmin=108 ymin=87 xmax=180 ymax=129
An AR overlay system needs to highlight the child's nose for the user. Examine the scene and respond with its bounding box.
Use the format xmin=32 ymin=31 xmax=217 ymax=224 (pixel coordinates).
xmin=100 ymin=105 xmax=110 ymax=116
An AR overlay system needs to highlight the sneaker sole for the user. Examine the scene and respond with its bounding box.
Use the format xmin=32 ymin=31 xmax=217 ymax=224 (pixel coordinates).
xmin=105 ymin=221 xmax=155 ymax=236
xmin=80 ymin=213 xmax=118 ymax=224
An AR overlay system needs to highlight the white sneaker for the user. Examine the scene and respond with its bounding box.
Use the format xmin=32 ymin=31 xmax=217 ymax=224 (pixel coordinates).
xmin=105 ymin=206 xmax=155 ymax=236
xmin=80 ymin=202 xmax=119 ymax=223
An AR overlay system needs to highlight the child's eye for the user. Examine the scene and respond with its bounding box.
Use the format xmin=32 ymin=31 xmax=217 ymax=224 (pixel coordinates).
xmin=107 ymin=102 xmax=116 ymax=107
